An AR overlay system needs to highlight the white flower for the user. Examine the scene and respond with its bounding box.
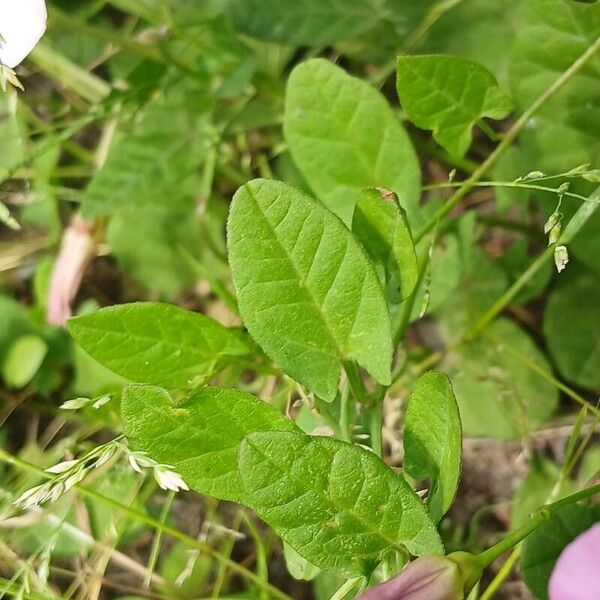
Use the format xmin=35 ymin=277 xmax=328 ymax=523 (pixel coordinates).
xmin=0 ymin=0 xmax=48 ymax=69
xmin=45 ymin=459 xmax=78 ymax=474
xmin=14 ymin=483 xmax=51 ymax=509
xmin=128 ymin=451 xmax=156 ymax=473
xmin=554 ymin=245 xmax=569 ymax=273
xmin=92 ymin=394 xmax=111 ymax=409
xmin=63 ymin=469 xmax=87 ymax=491
xmin=154 ymin=468 xmax=189 ymax=492
xmin=95 ymin=446 xmax=117 ymax=468
xmin=60 ymin=397 xmax=90 ymax=410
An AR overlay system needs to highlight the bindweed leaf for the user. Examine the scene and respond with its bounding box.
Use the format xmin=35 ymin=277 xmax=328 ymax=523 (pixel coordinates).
xmin=352 ymin=188 xmax=418 ymax=304
xmin=68 ymin=303 xmax=251 ymax=389
xmin=403 ymin=371 xmax=462 ymax=523
xmin=544 ymin=266 xmax=600 ymax=389
xmin=510 ymin=0 xmax=600 ymax=176
xmin=228 ymin=0 xmax=395 ymax=46
xmin=121 ymin=385 xmax=297 ymax=503
xmin=238 ymin=431 xmax=443 ymax=576
xmin=396 ymin=54 xmax=513 ymax=159
xmin=81 ymin=82 xmax=213 ymax=217
xmin=284 ymin=59 xmax=421 ymax=225
xmin=227 ymin=179 xmax=393 ymax=402
xmin=443 ymin=319 xmax=558 ymax=439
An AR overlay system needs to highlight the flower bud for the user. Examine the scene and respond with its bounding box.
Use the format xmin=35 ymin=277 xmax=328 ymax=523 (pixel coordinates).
xmin=358 ymin=552 xmax=481 ymax=600
xmin=554 ymin=245 xmax=569 ymax=273
xmin=46 ymin=217 xmax=95 ymax=326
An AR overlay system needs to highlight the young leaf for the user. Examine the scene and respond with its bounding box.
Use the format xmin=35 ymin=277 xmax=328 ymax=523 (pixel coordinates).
xmin=544 ymin=266 xmax=600 ymax=389
xmin=68 ymin=303 xmax=251 ymax=389
xmin=228 ymin=0 xmax=392 ymax=46
xmin=227 ymin=178 xmax=393 ymax=402
xmin=284 ymin=58 xmax=421 ymax=225
xmin=121 ymin=385 xmax=297 ymax=503
xmin=352 ymin=188 xmax=418 ymax=304
xmin=238 ymin=431 xmax=443 ymax=576
xmin=396 ymin=54 xmax=513 ymax=159
xmin=521 ymin=503 xmax=600 ymax=600
xmin=403 ymin=371 xmax=462 ymax=523
xmin=443 ymin=318 xmax=558 ymax=439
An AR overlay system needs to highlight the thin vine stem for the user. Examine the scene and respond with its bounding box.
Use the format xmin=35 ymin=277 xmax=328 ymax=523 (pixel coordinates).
xmin=478 ymin=546 xmax=521 ymax=600
xmin=422 ymin=180 xmax=593 ymax=204
xmin=476 ymin=483 xmax=600 ymax=569
xmin=414 ymin=33 xmax=600 ymax=244
xmin=330 ymin=576 xmax=364 ymax=600
xmin=0 ymin=450 xmax=293 ymax=600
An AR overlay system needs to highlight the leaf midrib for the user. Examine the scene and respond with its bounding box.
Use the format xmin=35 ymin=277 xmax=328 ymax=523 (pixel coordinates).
xmin=246 ymin=436 xmax=406 ymax=553
xmin=244 ymin=184 xmax=350 ymax=362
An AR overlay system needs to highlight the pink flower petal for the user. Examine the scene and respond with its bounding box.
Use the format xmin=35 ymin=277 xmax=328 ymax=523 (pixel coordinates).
xmin=549 ymin=522 xmax=600 ymax=600
xmin=47 ymin=217 xmax=95 ymax=327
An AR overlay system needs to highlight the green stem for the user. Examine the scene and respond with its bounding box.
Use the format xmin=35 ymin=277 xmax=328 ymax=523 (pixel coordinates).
xmin=0 ymin=450 xmax=292 ymax=600
xmin=143 ymin=491 xmax=174 ymax=588
xmin=421 ymin=180 xmax=591 ymax=204
xmin=479 ymin=546 xmax=521 ymax=600
xmin=330 ymin=577 xmax=364 ymax=600
xmin=476 ymin=484 xmax=600 ymax=569
xmin=30 ymin=43 xmax=110 ymax=103
xmin=339 ymin=380 xmax=352 ymax=443
xmin=484 ymin=334 xmax=600 ymax=418
xmin=343 ymin=361 xmax=371 ymax=406
xmin=466 ymin=185 xmax=600 ymax=340
xmin=369 ymin=400 xmax=384 ymax=458
xmin=414 ymin=34 xmax=600 ymax=244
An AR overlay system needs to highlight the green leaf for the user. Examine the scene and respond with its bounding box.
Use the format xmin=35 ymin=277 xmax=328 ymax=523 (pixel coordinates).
xmin=443 ymin=318 xmax=558 ymax=439
xmin=351 ymin=188 xmax=418 ymax=304
xmin=522 ymin=503 xmax=600 ymax=600
xmin=403 ymin=371 xmax=462 ymax=523
xmin=228 ymin=0 xmax=399 ymax=46
xmin=512 ymin=459 xmax=575 ymax=529
xmin=509 ymin=0 xmax=600 ymax=272
xmin=81 ymin=82 xmax=212 ymax=217
xmin=121 ymin=385 xmax=297 ymax=503
xmin=68 ymin=303 xmax=251 ymax=389
xmin=284 ymin=59 xmax=421 ymax=225
xmin=228 ymin=179 xmax=393 ymax=402
xmin=238 ymin=431 xmax=443 ymax=576
xmin=2 ymin=335 xmax=48 ymax=389
xmin=106 ymin=205 xmax=203 ymax=297
xmin=436 ymin=248 xmax=508 ymax=344
xmin=510 ymin=0 xmax=600 ymax=176
xmin=421 ymin=0 xmax=518 ymax=86
xmin=544 ymin=266 xmax=600 ymax=389
xmin=396 ymin=54 xmax=513 ymax=159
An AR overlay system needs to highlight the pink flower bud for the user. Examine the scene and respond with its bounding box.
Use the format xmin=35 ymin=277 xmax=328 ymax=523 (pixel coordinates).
xmin=46 ymin=217 xmax=95 ymax=327
xmin=549 ymin=522 xmax=600 ymax=600
xmin=358 ymin=553 xmax=481 ymax=600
